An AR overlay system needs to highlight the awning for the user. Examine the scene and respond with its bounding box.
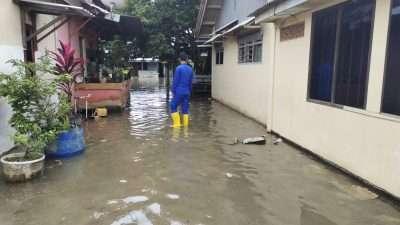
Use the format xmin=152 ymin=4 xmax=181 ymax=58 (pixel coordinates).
xmin=14 ymin=0 xmax=95 ymax=17
xmin=213 ymin=19 xmax=238 ymax=35
xmin=204 ymin=33 xmax=223 ymax=44
xmin=89 ymin=14 xmax=143 ymax=40
xmin=223 ymin=17 xmax=255 ymax=35
xmin=204 ymin=17 xmax=257 ymax=44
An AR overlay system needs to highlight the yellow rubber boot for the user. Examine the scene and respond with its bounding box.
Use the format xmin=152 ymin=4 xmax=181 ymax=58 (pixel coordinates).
xmin=171 ymin=112 xmax=182 ymax=128
xmin=183 ymin=114 xmax=189 ymax=127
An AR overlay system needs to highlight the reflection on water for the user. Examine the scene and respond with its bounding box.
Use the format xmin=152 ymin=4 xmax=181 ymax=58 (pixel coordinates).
xmin=0 ymin=75 xmax=400 ymax=225
xmin=128 ymin=76 xmax=169 ymax=137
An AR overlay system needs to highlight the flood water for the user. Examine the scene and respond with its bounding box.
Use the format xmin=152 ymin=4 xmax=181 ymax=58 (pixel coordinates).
xmin=1 ymin=75 xmax=400 ymax=225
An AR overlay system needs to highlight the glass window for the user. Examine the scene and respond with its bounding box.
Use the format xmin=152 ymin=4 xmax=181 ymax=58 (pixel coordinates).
xmin=382 ymin=0 xmax=400 ymax=116
xmin=215 ymin=44 xmax=224 ymax=65
xmin=238 ymin=32 xmax=263 ymax=63
xmin=308 ymin=0 xmax=375 ymax=109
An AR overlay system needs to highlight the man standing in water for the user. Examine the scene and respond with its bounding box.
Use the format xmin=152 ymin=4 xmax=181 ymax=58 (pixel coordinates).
xmin=170 ymin=52 xmax=194 ymax=128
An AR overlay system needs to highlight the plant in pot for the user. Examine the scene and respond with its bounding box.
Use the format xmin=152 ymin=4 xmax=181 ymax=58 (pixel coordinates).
xmin=46 ymin=41 xmax=86 ymax=158
xmin=0 ymin=58 xmax=70 ymax=182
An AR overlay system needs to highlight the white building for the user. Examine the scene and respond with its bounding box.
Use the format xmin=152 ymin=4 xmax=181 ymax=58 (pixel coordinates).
xmin=197 ymin=0 xmax=400 ymax=198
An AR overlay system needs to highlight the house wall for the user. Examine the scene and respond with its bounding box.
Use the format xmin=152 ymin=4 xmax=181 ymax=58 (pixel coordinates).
xmin=35 ymin=14 xmax=58 ymax=58
xmin=269 ymin=0 xmax=400 ymax=197
xmin=0 ymin=2 xmax=58 ymax=154
xmin=212 ymin=23 xmax=275 ymax=125
xmin=0 ymin=1 xmax=24 ymax=154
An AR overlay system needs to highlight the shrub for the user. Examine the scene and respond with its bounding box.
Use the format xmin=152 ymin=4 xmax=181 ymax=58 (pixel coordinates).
xmin=0 ymin=57 xmax=70 ymax=160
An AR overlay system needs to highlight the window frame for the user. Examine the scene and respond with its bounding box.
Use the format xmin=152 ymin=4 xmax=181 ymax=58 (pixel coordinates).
xmin=381 ymin=0 xmax=400 ymax=115
xmin=238 ymin=32 xmax=263 ymax=64
xmin=306 ymin=0 xmax=376 ymax=110
xmin=215 ymin=45 xmax=224 ymax=65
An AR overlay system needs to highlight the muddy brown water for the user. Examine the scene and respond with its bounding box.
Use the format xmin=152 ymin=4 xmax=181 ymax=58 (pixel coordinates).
xmin=1 ymin=76 xmax=400 ymax=225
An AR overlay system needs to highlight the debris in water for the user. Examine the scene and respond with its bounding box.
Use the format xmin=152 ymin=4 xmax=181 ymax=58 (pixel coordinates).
xmin=146 ymin=203 xmax=161 ymax=216
xmin=93 ymin=211 xmax=105 ymax=220
xmin=273 ymin=138 xmax=283 ymax=145
xmin=54 ymin=160 xmax=63 ymax=166
xmin=349 ymin=185 xmax=378 ymax=200
xmin=170 ymin=220 xmax=185 ymax=225
xmin=226 ymin=173 xmax=233 ymax=178
xmin=119 ymin=179 xmax=128 ymax=183
xmin=107 ymin=200 xmax=119 ymax=205
xmin=111 ymin=210 xmax=153 ymax=225
xmin=166 ymin=194 xmax=180 ymax=200
xmin=122 ymin=196 xmax=149 ymax=204
xmin=231 ymin=136 xmax=266 ymax=145
xmin=141 ymin=188 xmax=158 ymax=195
xmin=100 ymin=139 xmax=108 ymax=143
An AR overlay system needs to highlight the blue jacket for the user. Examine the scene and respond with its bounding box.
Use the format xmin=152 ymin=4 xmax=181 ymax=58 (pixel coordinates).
xmin=172 ymin=64 xmax=193 ymax=95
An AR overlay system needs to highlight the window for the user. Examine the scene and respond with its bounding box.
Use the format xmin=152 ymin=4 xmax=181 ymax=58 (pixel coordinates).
xmin=382 ymin=0 xmax=400 ymax=116
xmin=308 ymin=0 xmax=375 ymax=109
xmin=215 ymin=45 xmax=224 ymax=65
xmin=238 ymin=32 xmax=262 ymax=63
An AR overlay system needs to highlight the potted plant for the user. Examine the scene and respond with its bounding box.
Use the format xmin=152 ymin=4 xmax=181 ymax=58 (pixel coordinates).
xmin=46 ymin=41 xmax=86 ymax=158
xmin=0 ymin=58 xmax=70 ymax=181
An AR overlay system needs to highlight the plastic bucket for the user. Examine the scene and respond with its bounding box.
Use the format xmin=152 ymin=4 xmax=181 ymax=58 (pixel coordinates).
xmin=46 ymin=127 xmax=85 ymax=158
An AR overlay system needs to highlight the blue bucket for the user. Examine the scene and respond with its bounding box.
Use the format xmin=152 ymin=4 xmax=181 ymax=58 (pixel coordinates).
xmin=46 ymin=127 xmax=85 ymax=158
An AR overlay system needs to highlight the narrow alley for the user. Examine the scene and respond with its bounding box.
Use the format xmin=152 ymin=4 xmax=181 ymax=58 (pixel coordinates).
xmin=0 ymin=75 xmax=399 ymax=225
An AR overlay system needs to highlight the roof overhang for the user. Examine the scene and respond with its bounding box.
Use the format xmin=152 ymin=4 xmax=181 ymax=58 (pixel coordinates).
xmin=89 ymin=14 xmax=143 ymax=41
xmin=204 ymin=17 xmax=258 ymax=44
xmin=14 ymin=0 xmax=95 ymax=17
xmin=251 ymin=0 xmax=336 ymax=24
xmin=195 ymin=0 xmax=223 ymax=39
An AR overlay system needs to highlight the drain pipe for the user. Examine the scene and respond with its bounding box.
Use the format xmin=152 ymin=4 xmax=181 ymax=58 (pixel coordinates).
xmin=267 ymin=22 xmax=277 ymax=133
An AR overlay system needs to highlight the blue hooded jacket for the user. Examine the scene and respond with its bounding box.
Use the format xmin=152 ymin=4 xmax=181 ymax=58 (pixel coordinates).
xmin=172 ymin=64 xmax=193 ymax=95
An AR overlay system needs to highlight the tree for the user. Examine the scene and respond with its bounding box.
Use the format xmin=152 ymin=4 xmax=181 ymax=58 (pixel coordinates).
xmin=120 ymin=0 xmax=200 ymax=62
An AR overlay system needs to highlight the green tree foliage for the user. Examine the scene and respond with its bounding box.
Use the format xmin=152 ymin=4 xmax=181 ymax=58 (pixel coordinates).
xmin=120 ymin=0 xmax=199 ymax=61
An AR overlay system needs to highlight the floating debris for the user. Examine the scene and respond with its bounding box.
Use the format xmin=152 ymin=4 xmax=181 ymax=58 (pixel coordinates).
xmin=122 ymin=196 xmax=149 ymax=204
xmin=119 ymin=179 xmax=128 ymax=183
xmin=226 ymin=173 xmax=233 ymax=178
xmin=107 ymin=200 xmax=119 ymax=205
xmin=231 ymin=136 xmax=266 ymax=145
xmin=273 ymin=138 xmax=283 ymax=145
xmin=170 ymin=220 xmax=185 ymax=225
xmin=111 ymin=210 xmax=152 ymax=225
xmin=146 ymin=203 xmax=161 ymax=216
xmin=93 ymin=211 xmax=105 ymax=220
xmin=100 ymin=139 xmax=108 ymax=143
xmin=166 ymin=194 xmax=180 ymax=200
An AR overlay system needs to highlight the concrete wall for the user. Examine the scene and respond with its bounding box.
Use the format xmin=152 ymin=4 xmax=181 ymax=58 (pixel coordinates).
xmin=268 ymin=0 xmax=400 ymax=198
xmin=0 ymin=1 xmax=24 ymax=154
xmin=212 ymin=23 xmax=275 ymax=125
xmin=0 ymin=2 xmax=58 ymax=154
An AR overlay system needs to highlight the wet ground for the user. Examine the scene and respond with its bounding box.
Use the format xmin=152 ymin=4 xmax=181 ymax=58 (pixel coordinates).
xmin=1 ymin=75 xmax=400 ymax=225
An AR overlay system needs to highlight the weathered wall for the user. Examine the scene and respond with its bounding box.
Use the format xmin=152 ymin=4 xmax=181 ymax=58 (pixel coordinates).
xmin=270 ymin=0 xmax=400 ymax=197
xmin=0 ymin=3 xmax=58 ymax=154
xmin=0 ymin=1 xmax=23 ymax=154
xmin=212 ymin=23 xmax=275 ymax=125
xmin=35 ymin=14 xmax=58 ymax=58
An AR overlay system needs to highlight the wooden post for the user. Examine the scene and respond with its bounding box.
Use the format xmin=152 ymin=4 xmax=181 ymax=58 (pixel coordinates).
xmin=166 ymin=63 xmax=170 ymax=101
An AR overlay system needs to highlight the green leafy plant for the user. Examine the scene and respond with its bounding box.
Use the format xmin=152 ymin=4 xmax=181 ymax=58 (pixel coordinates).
xmin=0 ymin=57 xmax=70 ymax=161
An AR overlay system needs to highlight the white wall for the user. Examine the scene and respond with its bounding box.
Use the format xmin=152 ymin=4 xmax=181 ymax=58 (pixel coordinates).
xmin=212 ymin=23 xmax=275 ymax=126
xmin=270 ymin=0 xmax=400 ymax=198
xmin=0 ymin=1 xmax=24 ymax=154
xmin=0 ymin=3 xmax=58 ymax=154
